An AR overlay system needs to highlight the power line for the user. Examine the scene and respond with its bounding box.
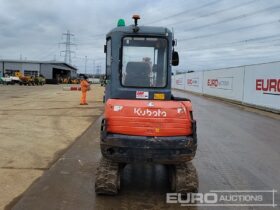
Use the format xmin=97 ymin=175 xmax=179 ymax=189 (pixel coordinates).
xmin=60 ymin=30 xmax=76 ymax=64
xmin=181 ymin=41 xmax=280 ymax=62
xmin=95 ymin=64 xmax=101 ymax=75
xmin=180 ymin=33 xmax=280 ymax=51
xmin=76 ymin=33 xmax=105 ymax=44
xmin=33 ymin=44 xmax=58 ymax=60
xmin=186 ymin=43 xmax=280 ymax=53
xmin=76 ymin=42 xmax=103 ymax=46
xmin=186 ymin=55 xmax=280 ymax=70
xmin=73 ymin=56 xmax=104 ymax=61
xmin=145 ymin=0 xmax=222 ymax=25
xmin=165 ymin=0 xmax=259 ymax=27
xmin=178 ymin=19 xmax=280 ymax=41
xmin=183 ymin=4 xmax=280 ymax=32
xmin=183 ymin=34 xmax=280 ymax=52
xmin=91 ymin=33 xmax=105 ymax=38
xmin=188 ymin=53 xmax=280 ymax=63
xmin=184 ymin=44 xmax=280 ymax=62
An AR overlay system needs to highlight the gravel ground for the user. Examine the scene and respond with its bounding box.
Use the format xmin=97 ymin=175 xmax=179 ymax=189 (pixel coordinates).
xmin=0 ymin=84 xmax=104 ymax=209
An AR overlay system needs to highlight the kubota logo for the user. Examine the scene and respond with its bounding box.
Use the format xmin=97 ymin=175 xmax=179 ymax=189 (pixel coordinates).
xmin=256 ymin=79 xmax=280 ymax=95
xmin=134 ymin=108 xmax=167 ymax=117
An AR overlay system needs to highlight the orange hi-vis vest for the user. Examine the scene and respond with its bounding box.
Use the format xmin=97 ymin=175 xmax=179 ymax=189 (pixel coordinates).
xmin=80 ymin=80 xmax=89 ymax=92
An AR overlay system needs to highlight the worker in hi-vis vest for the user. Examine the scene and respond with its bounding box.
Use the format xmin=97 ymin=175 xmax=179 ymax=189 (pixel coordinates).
xmin=80 ymin=75 xmax=89 ymax=105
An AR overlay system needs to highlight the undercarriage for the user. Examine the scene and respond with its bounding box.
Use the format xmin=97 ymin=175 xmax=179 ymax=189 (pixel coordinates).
xmin=95 ymin=157 xmax=198 ymax=195
xmin=95 ymin=119 xmax=198 ymax=195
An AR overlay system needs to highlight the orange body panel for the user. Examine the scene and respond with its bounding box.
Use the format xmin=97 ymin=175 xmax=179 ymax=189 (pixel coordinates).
xmin=105 ymin=99 xmax=193 ymax=137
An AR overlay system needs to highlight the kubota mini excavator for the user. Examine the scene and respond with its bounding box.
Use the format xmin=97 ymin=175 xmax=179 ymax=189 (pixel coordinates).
xmin=95 ymin=15 xmax=198 ymax=195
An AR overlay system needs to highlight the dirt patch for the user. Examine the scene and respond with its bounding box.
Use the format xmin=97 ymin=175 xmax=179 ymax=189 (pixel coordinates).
xmin=0 ymin=84 xmax=104 ymax=209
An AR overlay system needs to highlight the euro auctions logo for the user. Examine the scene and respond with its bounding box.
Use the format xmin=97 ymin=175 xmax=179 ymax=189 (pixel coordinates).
xmin=207 ymin=79 xmax=219 ymax=87
xmin=207 ymin=77 xmax=233 ymax=90
xmin=176 ymin=78 xmax=183 ymax=85
xmin=166 ymin=190 xmax=277 ymax=207
xmin=256 ymin=79 xmax=280 ymax=95
xmin=187 ymin=78 xmax=199 ymax=87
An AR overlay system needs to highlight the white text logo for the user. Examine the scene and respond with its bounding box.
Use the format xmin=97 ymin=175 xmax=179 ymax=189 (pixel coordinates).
xmin=134 ymin=108 xmax=167 ymax=117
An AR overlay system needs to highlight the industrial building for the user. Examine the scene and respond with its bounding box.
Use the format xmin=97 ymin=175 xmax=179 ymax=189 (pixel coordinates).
xmin=0 ymin=59 xmax=77 ymax=83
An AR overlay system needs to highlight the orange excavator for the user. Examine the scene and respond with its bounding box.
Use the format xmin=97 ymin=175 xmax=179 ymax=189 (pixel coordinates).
xmin=95 ymin=15 xmax=198 ymax=195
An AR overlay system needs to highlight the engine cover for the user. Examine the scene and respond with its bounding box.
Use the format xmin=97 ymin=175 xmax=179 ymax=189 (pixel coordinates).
xmin=105 ymin=99 xmax=193 ymax=137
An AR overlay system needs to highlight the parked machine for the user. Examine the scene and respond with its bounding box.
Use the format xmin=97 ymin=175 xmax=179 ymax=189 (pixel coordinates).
xmin=0 ymin=71 xmax=45 ymax=86
xmin=0 ymin=76 xmax=13 ymax=85
xmin=1 ymin=72 xmax=21 ymax=85
xmin=34 ymin=75 xmax=46 ymax=85
xmin=18 ymin=72 xmax=35 ymax=86
xmin=95 ymin=15 xmax=198 ymax=195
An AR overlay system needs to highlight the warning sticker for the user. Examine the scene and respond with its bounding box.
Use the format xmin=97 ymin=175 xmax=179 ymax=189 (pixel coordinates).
xmin=136 ymin=91 xmax=149 ymax=99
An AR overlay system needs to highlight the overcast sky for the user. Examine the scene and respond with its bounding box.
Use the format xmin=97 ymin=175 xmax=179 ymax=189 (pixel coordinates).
xmin=0 ymin=0 xmax=280 ymax=73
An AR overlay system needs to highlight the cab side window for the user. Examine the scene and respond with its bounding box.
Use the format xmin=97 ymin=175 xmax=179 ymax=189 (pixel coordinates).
xmin=106 ymin=39 xmax=112 ymax=73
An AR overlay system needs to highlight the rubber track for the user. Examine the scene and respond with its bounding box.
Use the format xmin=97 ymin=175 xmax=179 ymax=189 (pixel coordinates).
xmin=175 ymin=162 xmax=198 ymax=194
xmin=95 ymin=157 xmax=120 ymax=195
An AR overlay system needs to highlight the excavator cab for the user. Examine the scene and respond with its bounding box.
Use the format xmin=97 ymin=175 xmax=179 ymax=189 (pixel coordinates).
xmin=95 ymin=15 xmax=198 ymax=195
xmin=103 ymin=15 xmax=178 ymax=101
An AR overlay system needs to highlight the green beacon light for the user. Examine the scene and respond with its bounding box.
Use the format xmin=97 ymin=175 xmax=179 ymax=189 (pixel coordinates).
xmin=117 ymin=19 xmax=125 ymax=27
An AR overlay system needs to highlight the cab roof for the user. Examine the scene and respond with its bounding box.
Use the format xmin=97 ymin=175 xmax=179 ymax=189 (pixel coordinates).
xmin=106 ymin=25 xmax=172 ymax=38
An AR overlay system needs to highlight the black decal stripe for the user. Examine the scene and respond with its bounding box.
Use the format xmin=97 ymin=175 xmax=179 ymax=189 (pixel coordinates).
xmin=263 ymin=92 xmax=280 ymax=96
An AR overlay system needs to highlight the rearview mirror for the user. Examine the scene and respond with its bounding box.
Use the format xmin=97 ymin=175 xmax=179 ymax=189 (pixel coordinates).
xmin=172 ymin=51 xmax=179 ymax=66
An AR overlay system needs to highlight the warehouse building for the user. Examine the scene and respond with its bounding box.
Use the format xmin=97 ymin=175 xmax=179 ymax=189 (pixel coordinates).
xmin=0 ymin=59 xmax=77 ymax=83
